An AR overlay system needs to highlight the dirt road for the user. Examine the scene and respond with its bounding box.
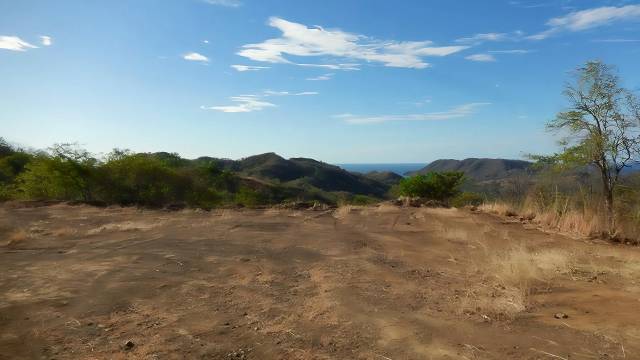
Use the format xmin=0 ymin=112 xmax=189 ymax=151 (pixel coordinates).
xmin=1 ymin=203 xmax=639 ymax=359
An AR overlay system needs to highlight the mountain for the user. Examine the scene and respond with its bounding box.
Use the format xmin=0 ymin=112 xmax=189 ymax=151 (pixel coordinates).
xmin=200 ymin=152 xmax=393 ymax=198
xmin=407 ymin=158 xmax=533 ymax=181
xmin=361 ymin=171 xmax=404 ymax=186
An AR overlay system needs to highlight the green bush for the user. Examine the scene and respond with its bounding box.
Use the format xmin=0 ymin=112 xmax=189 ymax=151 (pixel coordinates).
xmin=234 ymin=187 xmax=266 ymax=207
xmin=451 ymin=192 xmax=484 ymax=208
xmin=398 ymin=171 xmax=465 ymax=202
xmin=17 ymin=150 xmax=97 ymax=201
xmin=99 ymin=152 xmax=187 ymax=206
xmin=336 ymin=194 xmax=379 ymax=206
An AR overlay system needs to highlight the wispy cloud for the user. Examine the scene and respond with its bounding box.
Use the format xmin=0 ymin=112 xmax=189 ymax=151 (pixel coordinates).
xmin=238 ymin=17 xmax=468 ymax=69
xmin=263 ymin=90 xmax=318 ymax=96
xmin=0 ymin=36 xmax=38 ymax=51
xmin=592 ymin=38 xmax=640 ymax=43
xmin=231 ymin=64 xmax=270 ymax=72
xmin=488 ymin=49 xmax=532 ymax=54
xmin=203 ymin=0 xmax=241 ymax=7
xmin=202 ymin=90 xmax=318 ymax=113
xmin=465 ymin=54 xmax=496 ymax=62
xmin=297 ymin=63 xmax=360 ymax=70
xmin=456 ymin=32 xmax=510 ymax=44
xmin=529 ymin=5 xmax=640 ymax=40
xmin=183 ymin=52 xmax=209 ymax=62
xmin=336 ymin=102 xmax=490 ymax=124
xmin=306 ymin=73 xmax=334 ymax=81
xmin=202 ymin=96 xmax=275 ymax=113
xmin=455 ymin=31 xmax=526 ymax=45
xmin=40 ymin=35 xmax=52 ymax=46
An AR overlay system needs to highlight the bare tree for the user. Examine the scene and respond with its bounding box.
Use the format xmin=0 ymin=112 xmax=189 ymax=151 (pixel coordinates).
xmin=548 ymin=61 xmax=640 ymax=237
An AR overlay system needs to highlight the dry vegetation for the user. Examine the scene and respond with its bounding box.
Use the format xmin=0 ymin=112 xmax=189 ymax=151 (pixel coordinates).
xmin=2 ymin=203 xmax=640 ymax=359
xmin=478 ymin=200 xmax=640 ymax=243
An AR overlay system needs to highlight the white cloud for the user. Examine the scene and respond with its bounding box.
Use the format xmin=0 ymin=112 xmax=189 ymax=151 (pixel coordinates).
xmin=297 ymin=63 xmax=360 ymax=70
xmin=203 ymin=0 xmax=241 ymax=7
xmin=203 ymin=40 xmax=209 ymax=44
xmin=465 ymin=54 xmax=496 ymax=62
xmin=263 ymin=90 xmax=318 ymax=96
xmin=201 ymin=96 xmax=275 ymax=113
xmin=456 ymin=31 xmax=527 ymax=45
xmin=183 ymin=52 xmax=209 ymax=62
xmin=40 ymin=36 xmax=52 ymax=46
xmin=456 ymin=32 xmax=510 ymax=44
xmin=336 ymin=103 xmax=490 ymax=124
xmin=0 ymin=36 xmax=38 ymax=51
xmin=529 ymin=5 xmax=640 ymax=40
xmin=488 ymin=49 xmax=532 ymax=54
xmin=306 ymin=73 xmax=334 ymax=81
xmin=202 ymin=90 xmax=318 ymax=113
xmin=231 ymin=64 xmax=270 ymax=72
xmin=238 ymin=17 xmax=468 ymax=69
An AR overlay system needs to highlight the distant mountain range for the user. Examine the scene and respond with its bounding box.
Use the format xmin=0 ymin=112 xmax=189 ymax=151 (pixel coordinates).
xmin=153 ymin=152 xmax=640 ymax=202
xmin=189 ymin=152 xmax=395 ymax=199
xmin=406 ymin=158 xmax=533 ymax=181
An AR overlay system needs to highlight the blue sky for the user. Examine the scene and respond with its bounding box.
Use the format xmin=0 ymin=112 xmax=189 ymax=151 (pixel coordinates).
xmin=1 ymin=0 xmax=639 ymax=163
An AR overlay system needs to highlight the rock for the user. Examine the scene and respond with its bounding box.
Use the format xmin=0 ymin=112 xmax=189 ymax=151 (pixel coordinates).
xmin=554 ymin=312 xmax=569 ymax=319
xmin=123 ymin=340 xmax=135 ymax=351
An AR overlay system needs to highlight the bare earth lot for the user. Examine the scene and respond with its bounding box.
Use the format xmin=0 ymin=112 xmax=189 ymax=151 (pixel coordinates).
xmin=1 ymin=203 xmax=640 ymax=359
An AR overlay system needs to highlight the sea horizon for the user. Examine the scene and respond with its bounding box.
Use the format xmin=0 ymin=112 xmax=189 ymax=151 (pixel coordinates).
xmin=336 ymin=163 xmax=426 ymax=176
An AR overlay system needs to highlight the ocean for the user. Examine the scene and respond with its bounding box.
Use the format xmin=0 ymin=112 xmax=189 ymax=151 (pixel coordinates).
xmin=336 ymin=163 xmax=426 ymax=176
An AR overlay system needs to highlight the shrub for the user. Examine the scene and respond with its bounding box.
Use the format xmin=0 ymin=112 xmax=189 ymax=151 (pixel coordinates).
xmin=17 ymin=151 xmax=97 ymax=201
xmin=451 ymin=192 xmax=484 ymax=208
xmin=234 ymin=187 xmax=266 ymax=207
xmin=398 ymin=171 xmax=465 ymax=202
xmin=337 ymin=194 xmax=378 ymax=206
xmin=99 ymin=152 xmax=191 ymax=207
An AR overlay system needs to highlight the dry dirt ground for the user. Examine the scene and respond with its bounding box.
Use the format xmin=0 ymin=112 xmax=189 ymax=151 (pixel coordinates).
xmin=1 ymin=203 xmax=640 ymax=359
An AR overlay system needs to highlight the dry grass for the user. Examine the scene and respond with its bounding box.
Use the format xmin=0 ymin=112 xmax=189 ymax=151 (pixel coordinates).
xmin=480 ymin=201 xmax=606 ymax=239
xmin=459 ymin=244 xmax=569 ymax=320
xmin=52 ymin=227 xmax=77 ymax=237
xmin=86 ymin=220 xmax=160 ymax=235
xmin=533 ymin=208 xmax=603 ymax=238
xmin=333 ymin=205 xmax=357 ymax=219
xmin=478 ymin=202 xmax=518 ymax=217
xmin=6 ymin=229 xmax=28 ymax=247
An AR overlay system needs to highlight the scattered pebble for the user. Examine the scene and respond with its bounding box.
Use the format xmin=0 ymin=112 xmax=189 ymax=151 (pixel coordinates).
xmin=123 ymin=340 xmax=135 ymax=351
xmin=554 ymin=312 xmax=569 ymax=319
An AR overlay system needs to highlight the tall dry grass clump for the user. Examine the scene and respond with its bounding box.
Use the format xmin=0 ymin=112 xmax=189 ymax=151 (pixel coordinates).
xmin=459 ymin=244 xmax=569 ymax=320
xmin=479 ymin=186 xmax=617 ymax=240
xmin=5 ymin=229 xmax=28 ymax=247
xmin=478 ymin=202 xmax=518 ymax=217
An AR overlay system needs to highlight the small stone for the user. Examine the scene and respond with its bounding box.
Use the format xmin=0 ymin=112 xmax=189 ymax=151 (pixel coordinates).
xmin=123 ymin=340 xmax=135 ymax=350
xmin=554 ymin=312 xmax=569 ymax=319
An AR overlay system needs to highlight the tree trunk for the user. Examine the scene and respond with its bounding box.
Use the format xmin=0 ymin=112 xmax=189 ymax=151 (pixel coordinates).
xmin=601 ymin=175 xmax=616 ymax=239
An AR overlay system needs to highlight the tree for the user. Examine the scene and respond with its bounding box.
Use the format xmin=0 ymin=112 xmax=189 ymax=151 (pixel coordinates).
xmin=398 ymin=171 xmax=465 ymax=202
xmin=546 ymin=61 xmax=640 ymax=237
xmin=17 ymin=144 xmax=98 ymax=201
